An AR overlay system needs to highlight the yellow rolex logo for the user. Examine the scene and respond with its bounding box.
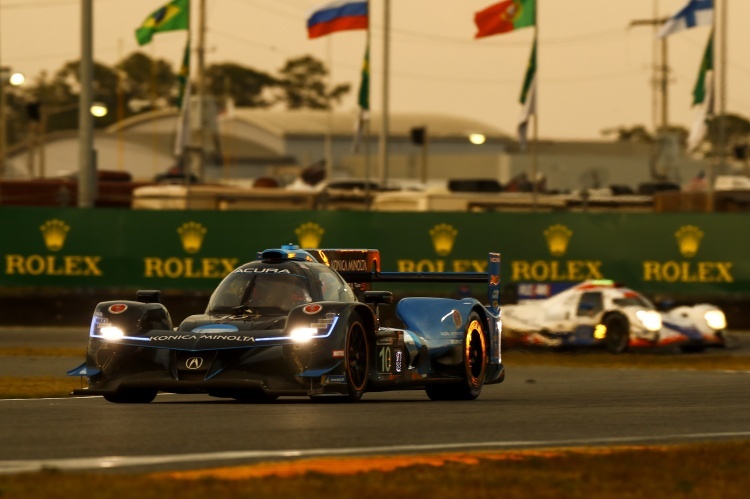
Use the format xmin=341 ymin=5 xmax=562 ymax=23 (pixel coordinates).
xmin=544 ymin=224 xmax=573 ymax=257
xmin=295 ymin=222 xmax=325 ymax=249
xmin=177 ymin=222 xmax=207 ymax=254
xmin=429 ymin=223 xmax=457 ymax=256
xmin=39 ymin=219 xmax=70 ymax=252
xmin=675 ymin=225 xmax=704 ymax=258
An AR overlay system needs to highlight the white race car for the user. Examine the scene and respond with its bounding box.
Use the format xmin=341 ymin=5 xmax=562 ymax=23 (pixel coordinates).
xmin=502 ymin=280 xmax=727 ymax=353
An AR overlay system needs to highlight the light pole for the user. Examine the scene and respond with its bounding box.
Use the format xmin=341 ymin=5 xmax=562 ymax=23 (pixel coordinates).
xmin=79 ymin=0 xmax=95 ymax=207
xmin=0 ymin=68 xmax=25 ymax=177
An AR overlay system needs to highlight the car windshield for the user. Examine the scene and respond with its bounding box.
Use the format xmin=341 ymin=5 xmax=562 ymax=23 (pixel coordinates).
xmin=208 ymin=272 xmax=312 ymax=315
xmin=612 ymin=291 xmax=653 ymax=309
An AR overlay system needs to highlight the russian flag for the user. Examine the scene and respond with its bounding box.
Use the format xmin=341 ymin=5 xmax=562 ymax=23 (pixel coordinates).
xmin=307 ymin=1 xmax=368 ymax=39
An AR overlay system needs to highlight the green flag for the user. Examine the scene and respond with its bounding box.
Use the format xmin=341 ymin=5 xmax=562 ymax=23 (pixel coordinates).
xmin=518 ymin=36 xmax=537 ymax=150
xmin=176 ymin=40 xmax=190 ymax=108
xmin=692 ymin=30 xmax=714 ymax=106
xmin=519 ymin=36 xmax=537 ymax=105
xmin=357 ymin=42 xmax=370 ymax=111
xmin=135 ymin=0 xmax=190 ymax=46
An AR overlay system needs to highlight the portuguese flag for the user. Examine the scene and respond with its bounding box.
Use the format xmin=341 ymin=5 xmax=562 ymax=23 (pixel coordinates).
xmin=474 ymin=0 xmax=535 ymax=38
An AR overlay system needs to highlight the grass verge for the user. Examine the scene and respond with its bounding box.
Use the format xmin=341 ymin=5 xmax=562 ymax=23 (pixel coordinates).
xmin=1 ymin=441 xmax=749 ymax=498
xmin=0 ymin=377 xmax=83 ymax=399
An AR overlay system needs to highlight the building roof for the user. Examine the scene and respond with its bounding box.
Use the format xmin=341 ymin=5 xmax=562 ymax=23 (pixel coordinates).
xmin=228 ymin=109 xmax=511 ymax=140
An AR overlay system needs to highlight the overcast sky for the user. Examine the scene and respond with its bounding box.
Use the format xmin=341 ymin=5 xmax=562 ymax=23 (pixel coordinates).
xmin=1 ymin=0 xmax=746 ymax=140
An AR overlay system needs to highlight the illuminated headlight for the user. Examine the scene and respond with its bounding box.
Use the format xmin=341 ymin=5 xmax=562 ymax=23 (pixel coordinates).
xmin=100 ymin=326 xmax=125 ymax=340
xmin=704 ymin=310 xmax=727 ymax=330
xmin=593 ymin=324 xmax=607 ymax=340
xmin=636 ymin=310 xmax=662 ymax=332
xmin=290 ymin=327 xmax=318 ymax=343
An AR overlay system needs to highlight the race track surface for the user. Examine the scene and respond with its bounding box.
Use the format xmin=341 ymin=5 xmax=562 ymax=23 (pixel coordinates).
xmin=1 ymin=328 xmax=749 ymax=474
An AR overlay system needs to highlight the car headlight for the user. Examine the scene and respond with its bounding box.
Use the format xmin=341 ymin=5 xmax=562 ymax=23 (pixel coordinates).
xmin=593 ymin=324 xmax=607 ymax=340
xmin=99 ymin=326 xmax=125 ymax=340
xmin=636 ymin=310 xmax=662 ymax=332
xmin=704 ymin=310 xmax=727 ymax=330
xmin=289 ymin=327 xmax=318 ymax=343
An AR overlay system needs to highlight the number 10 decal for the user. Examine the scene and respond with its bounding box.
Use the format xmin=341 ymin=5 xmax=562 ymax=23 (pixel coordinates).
xmin=377 ymin=346 xmax=403 ymax=373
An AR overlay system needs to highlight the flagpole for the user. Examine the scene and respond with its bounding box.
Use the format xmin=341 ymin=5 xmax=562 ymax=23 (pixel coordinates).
xmin=325 ymin=36 xmax=334 ymax=183
xmin=364 ymin=2 xmax=372 ymax=208
xmin=379 ymin=0 xmax=391 ymax=186
xmin=708 ymin=0 xmax=724 ymax=213
xmin=79 ymin=0 xmax=95 ymax=208
xmin=531 ymin=27 xmax=538 ymax=211
xmin=197 ymin=0 xmax=207 ymax=182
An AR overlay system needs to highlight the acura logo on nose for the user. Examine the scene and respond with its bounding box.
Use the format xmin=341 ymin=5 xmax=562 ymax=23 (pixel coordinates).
xmin=186 ymin=357 xmax=204 ymax=370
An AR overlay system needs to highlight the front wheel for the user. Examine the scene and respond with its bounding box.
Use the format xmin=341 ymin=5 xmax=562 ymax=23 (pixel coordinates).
xmin=426 ymin=311 xmax=487 ymax=401
xmin=604 ymin=313 xmax=630 ymax=354
xmin=344 ymin=312 xmax=369 ymax=401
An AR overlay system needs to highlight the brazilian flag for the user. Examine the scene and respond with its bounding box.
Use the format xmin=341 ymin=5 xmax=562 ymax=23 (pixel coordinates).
xmin=135 ymin=0 xmax=190 ymax=46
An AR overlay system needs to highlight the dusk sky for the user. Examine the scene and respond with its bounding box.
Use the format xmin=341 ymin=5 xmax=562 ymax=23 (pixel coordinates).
xmin=1 ymin=0 xmax=746 ymax=141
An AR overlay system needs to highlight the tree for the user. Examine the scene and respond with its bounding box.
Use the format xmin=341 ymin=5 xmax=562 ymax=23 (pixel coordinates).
xmin=601 ymin=125 xmax=653 ymax=143
xmin=116 ymin=52 xmax=176 ymax=106
xmin=205 ymin=63 xmax=279 ymax=108
xmin=4 ymin=51 xmax=355 ymax=148
xmin=706 ymin=113 xmax=750 ymax=155
xmin=277 ymin=55 xmax=350 ymax=110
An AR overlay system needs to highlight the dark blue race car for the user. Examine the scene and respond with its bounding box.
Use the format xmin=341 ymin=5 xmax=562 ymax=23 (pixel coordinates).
xmin=69 ymin=245 xmax=504 ymax=403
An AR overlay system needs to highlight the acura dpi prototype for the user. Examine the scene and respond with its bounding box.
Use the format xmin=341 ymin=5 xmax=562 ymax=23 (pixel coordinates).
xmin=69 ymin=245 xmax=504 ymax=403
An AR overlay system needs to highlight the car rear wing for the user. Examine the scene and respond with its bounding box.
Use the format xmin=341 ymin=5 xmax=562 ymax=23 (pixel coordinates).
xmin=308 ymin=248 xmax=501 ymax=314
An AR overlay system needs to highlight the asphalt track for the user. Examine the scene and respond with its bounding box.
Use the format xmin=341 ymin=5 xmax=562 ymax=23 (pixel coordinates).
xmin=1 ymin=328 xmax=750 ymax=474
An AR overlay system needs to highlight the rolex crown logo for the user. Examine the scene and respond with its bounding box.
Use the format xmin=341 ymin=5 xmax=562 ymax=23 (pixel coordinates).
xmin=675 ymin=225 xmax=704 ymax=258
xmin=177 ymin=222 xmax=207 ymax=254
xmin=295 ymin=222 xmax=325 ymax=249
xmin=40 ymin=219 xmax=70 ymax=252
xmin=429 ymin=223 xmax=458 ymax=256
xmin=544 ymin=224 xmax=573 ymax=257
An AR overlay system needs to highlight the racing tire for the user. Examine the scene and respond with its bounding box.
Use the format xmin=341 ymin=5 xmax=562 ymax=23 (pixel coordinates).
xmin=425 ymin=311 xmax=487 ymax=401
xmin=604 ymin=313 xmax=630 ymax=354
xmin=103 ymin=389 xmax=157 ymax=404
xmin=343 ymin=312 xmax=369 ymax=401
xmin=680 ymin=343 xmax=706 ymax=354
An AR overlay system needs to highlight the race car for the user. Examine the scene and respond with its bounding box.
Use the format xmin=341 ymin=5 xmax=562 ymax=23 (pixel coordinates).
xmin=501 ymin=280 xmax=727 ymax=353
xmin=68 ymin=245 xmax=504 ymax=403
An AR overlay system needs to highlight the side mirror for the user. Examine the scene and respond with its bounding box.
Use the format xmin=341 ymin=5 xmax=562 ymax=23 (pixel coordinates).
xmin=364 ymin=291 xmax=394 ymax=306
xmin=137 ymin=290 xmax=162 ymax=304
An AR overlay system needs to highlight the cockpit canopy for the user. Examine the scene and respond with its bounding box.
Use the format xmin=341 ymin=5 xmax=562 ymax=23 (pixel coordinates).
xmin=207 ymin=260 xmax=357 ymax=315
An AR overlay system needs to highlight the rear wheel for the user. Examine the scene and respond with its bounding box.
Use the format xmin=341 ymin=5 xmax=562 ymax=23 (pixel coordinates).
xmin=103 ymin=389 xmax=157 ymax=404
xmin=426 ymin=311 xmax=487 ymax=401
xmin=344 ymin=312 xmax=369 ymax=401
xmin=604 ymin=313 xmax=630 ymax=354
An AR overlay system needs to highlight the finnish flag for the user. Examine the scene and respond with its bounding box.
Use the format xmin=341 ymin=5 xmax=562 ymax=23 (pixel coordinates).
xmin=658 ymin=0 xmax=713 ymax=38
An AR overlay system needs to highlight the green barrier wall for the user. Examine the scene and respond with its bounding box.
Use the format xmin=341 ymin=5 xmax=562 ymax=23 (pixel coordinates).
xmin=1 ymin=206 xmax=749 ymax=297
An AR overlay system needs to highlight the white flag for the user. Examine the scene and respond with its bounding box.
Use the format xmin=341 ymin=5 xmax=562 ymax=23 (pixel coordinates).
xmin=658 ymin=0 xmax=713 ymax=38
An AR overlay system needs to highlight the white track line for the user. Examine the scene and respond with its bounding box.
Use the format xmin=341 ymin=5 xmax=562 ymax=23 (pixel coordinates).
xmin=3 ymin=431 xmax=750 ymax=474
